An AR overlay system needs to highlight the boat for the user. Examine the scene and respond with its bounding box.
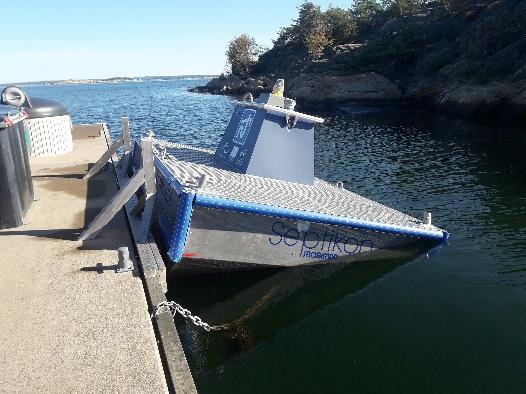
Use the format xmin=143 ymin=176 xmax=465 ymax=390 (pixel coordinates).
xmin=133 ymin=80 xmax=449 ymax=273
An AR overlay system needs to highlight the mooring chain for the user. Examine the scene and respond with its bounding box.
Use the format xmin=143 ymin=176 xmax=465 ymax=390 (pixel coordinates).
xmin=151 ymin=301 xmax=227 ymax=332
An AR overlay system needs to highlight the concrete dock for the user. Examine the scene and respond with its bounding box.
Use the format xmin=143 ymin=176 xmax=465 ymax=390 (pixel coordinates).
xmin=0 ymin=127 xmax=189 ymax=392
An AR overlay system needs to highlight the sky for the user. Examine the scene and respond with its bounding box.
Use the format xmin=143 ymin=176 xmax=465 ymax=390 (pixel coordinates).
xmin=2 ymin=0 xmax=353 ymax=83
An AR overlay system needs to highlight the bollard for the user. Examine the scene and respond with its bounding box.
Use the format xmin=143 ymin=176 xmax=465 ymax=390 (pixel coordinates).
xmin=197 ymin=174 xmax=209 ymax=189
xmin=116 ymin=246 xmax=134 ymax=273
xmin=424 ymin=212 xmax=432 ymax=226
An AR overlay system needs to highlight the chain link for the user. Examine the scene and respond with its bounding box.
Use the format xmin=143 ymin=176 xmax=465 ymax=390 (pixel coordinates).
xmin=151 ymin=301 xmax=227 ymax=332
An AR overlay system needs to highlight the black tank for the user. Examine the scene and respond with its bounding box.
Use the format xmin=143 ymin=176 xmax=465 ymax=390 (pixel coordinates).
xmin=0 ymin=105 xmax=34 ymax=228
xmin=1 ymin=86 xmax=68 ymax=119
xmin=24 ymin=97 xmax=68 ymax=119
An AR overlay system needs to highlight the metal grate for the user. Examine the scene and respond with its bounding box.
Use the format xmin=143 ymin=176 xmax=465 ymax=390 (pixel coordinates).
xmin=152 ymin=138 xmax=442 ymax=232
xmin=25 ymin=115 xmax=73 ymax=157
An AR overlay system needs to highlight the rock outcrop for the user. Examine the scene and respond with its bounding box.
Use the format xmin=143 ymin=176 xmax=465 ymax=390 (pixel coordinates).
xmin=405 ymin=79 xmax=526 ymax=123
xmin=191 ymin=72 xmax=401 ymax=107
xmin=289 ymin=73 xmax=402 ymax=105
xmin=189 ymin=74 xmax=274 ymax=95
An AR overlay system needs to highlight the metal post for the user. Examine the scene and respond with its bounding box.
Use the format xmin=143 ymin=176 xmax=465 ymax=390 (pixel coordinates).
xmin=424 ymin=212 xmax=432 ymax=226
xmin=136 ymin=137 xmax=156 ymax=242
xmin=116 ymin=246 xmax=134 ymax=273
xmin=197 ymin=174 xmax=208 ymax=189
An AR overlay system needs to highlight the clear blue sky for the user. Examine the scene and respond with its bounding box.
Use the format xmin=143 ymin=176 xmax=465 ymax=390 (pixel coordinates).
xmin=2 ymin=0 xmax=353 ymax=83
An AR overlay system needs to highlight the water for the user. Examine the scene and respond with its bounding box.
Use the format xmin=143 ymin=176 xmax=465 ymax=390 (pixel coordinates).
xmin=20 ymin=80 xmax=526 ymax=393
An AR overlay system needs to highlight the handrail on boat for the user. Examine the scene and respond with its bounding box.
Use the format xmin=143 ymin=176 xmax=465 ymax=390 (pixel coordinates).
xmin=231 ymin=100 xmax=325 ymax=124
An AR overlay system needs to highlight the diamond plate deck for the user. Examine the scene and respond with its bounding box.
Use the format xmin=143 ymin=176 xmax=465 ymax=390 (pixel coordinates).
xmin=151 ymin=138 xmax=444 ymax=236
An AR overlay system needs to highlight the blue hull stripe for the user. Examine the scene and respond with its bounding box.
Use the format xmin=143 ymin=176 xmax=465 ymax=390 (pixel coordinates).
xmin=194 ymin=194 xmax=448 ymax=242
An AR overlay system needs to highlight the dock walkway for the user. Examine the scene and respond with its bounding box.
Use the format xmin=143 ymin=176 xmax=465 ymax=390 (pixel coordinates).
xmin=0 ymin=127 xmax=170 ymax=392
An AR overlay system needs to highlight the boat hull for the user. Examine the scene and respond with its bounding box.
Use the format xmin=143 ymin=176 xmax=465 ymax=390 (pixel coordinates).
xmin=159 ymin=205 xmax=440 ymax=274
xmin=146 ymin=141 xmax=447 ymax=274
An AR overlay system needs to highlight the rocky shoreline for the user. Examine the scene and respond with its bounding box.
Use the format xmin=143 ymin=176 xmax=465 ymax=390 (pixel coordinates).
xmin=189 ymin=75 xmax=274 ymax=95
xmin=189 ymin=72 xmax=403 ymax=104
xmin=189 ymin=73 xmax=526 ymax=125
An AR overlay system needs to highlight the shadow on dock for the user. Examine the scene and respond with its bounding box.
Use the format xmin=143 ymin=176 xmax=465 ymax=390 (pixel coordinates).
xmin=0 ymin=228 xmax=82 ymax=240
xmin=80 ymin=262 xmax=118 ymax=274
xmin=4 ymin=158 xmax=141 ymax=276
xmin=7 ymin=162 xmax=131 ymax=254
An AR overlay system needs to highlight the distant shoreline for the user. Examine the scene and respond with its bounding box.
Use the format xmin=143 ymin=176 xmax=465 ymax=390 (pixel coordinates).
xmin=2 ymin=75 xmax=217 ymax=87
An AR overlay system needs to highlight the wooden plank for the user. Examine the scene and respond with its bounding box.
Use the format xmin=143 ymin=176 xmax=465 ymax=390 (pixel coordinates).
xmin=122 ymin=117 xmax=132 ymax=152
xmin=119 ymin=117 xmax=132 ymax=172
xmin=78 ymin=168 xmax=145 ymax=241
xmin=72 ymin=123 xmax=103 ymax=139
xmin=138 ymin=139 xmax=156 ymax=242
xmin=83 ymin=135 xmax=123 ymax=180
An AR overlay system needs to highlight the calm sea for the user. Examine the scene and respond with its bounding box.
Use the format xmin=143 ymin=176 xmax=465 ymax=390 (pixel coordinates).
xmin=21 ymin=79 xmax=526 ymax=393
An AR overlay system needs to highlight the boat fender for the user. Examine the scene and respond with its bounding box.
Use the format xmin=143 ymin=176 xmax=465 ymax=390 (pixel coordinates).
xmin=1 ymin=86 xmax=27 ymax=107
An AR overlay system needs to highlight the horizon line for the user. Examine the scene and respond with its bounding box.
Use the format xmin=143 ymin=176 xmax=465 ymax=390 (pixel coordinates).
xmin=1 ymin=74 xmax=219 ymax=86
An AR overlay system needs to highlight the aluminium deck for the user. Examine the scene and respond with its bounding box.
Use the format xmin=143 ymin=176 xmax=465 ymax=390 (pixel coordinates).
xmin=152 ymin=138 xmax=445 ymax=238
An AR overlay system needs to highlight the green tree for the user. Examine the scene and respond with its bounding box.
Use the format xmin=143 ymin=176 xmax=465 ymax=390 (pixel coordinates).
xmin=274 ymin=25 xmax=297 ymax=47
xmin=226 ymin=34 xmax=260 ymax=78
xmin=383 ymin=0 xmax=440 ymax=16
xmin=353 ymin=0 xmax=382 ymax=25
xmin=325 ymin=6 xmax=358 ymax=44
xmin=295 ymin=2 xmax=333 ymax=58
xmin=400 ymin=0 xmax=417 ymax=15
xmin=273 ymin=2 xmax=333 ymax=58
xmin=381 ymin=0 xmax=401 ymax=16
xmin=441 ymin=0 xmax=470 ymax=15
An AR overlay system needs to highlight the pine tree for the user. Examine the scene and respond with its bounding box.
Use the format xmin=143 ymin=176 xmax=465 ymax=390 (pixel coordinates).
xmin=295 ymin=2 xmax=333 ymax=59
